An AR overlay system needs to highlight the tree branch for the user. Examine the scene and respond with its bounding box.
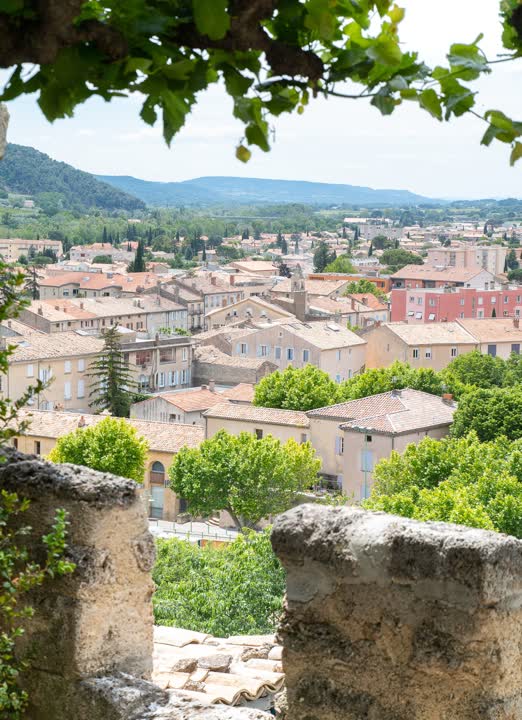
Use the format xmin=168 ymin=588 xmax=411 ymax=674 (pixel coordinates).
xmin=0 ymin=103 xmax=9 ymax=161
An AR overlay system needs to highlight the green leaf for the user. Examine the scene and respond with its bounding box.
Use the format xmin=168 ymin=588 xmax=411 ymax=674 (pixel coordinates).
xmin=192 ymin=0 xmax=230 ymax=40
xmin=419 ymin=88 xmax=442 ymax=120
xmin=236 ymin=145 xmax=251 ymax=163
xmin=245 ymin=122 xmax=270 ymax=152
xmin=510 ymin=142 xmax=522 ymax=166
xmin=304 ymin=0 xmax=337 ymax=40
xmin=371 ymin=92 xmax=396 ymax=115
xmin=367 ymin=36 xmax=402 ymax=65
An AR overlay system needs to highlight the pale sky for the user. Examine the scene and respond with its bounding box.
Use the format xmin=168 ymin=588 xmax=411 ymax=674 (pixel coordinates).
xmin=2 ymin=0 xmax=522 ymax=199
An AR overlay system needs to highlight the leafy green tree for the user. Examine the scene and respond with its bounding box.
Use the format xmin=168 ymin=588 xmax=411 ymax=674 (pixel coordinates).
xmin=364 ymin=433 xmax=522 ymax=539
xmin=344 ymin=279 xmax=386 ymax=299
xmin=507 ymin=248 xmax=519 ymax=270
xmin=508 ymin=268 xmax=522 ymax=282
xmin=48 ymin=416 xmax=148 ymax=483
xmin=371 ymin=235 xmax=393 ymax=250
xmin=451 ymin=386 xmax=522 ymax=441
xmin=313 ymin=242 xmax=335 ymax=272
xmin=0 ymin=3 xmax=522 ymax=164
xmin=128 ymin=238 xmax=146 ymax=272
xmin=23 ymin=265 xmax=41 ymax=300
xmin=340 ymin=361 xmax=444 ymax=401
xmin=254 ymin=365 xmax=340 ymax=411
xmin=169 ymin=430 xmax=320 ymax=529
xmin=324 ymin=255 xmax=355 ymax=274
xmin=380 ymin=248 xmax=423 ymax=271
xmin=88 ymin=326 xmax=137 ymax=417
xmin=442 ymin=350 xmax=505 ymax=390
xmin=153 ymin=529 xmax=285 ymax=637
xmin=92 ymin=254 xmax=113 ymax=264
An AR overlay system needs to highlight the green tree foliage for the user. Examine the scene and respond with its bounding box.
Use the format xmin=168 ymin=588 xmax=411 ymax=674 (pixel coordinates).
xmin=47 ymin=416 xmax=148 ymax=483
xmin=508 ymin=268 xmax=522 ymax=282
xmin=313 ymin=242 xmax=336 ymax=272
xmin=152 ymin=529 xmax=285 ymax=637
xmin=23 ymin=265 xmax=41 ymax=300
xmin=88 ymin=327 xmax=137 ymax=417
xmin=254 ymin=365 xmax=341 ymax=411
xmin=507 ymin=248 xmax=519 ymax=270
xmin=339 ymin=361 xmax=444 ymax=401
xmin=128 ymin=238 xmax=146 ymax=272
xmin=92 ymin=255 xmax=113 ymax=264
xmin=441 ymin=350 xmax=505 ymax=390
xmin=380 ymin=248 xmax=423 ymax=271
xmin=1 ymin=3 xmax=521 ymax=164
xmin=0 ymin=144 xmax=144 ymax=212
xmin=364 ymin=433 xmax=522 ymax=538
xmin=451 ymin=386 xmax=522 ymax=441
xmin=344 ymin=279 xmax=387 ymax=299
xmin=371 ymin=234 xmax=393 ymax=250
xmin=169 ymin=430 xmax=320 ymax=529
xmin=324 ymin=255 xmax=355 ymax=274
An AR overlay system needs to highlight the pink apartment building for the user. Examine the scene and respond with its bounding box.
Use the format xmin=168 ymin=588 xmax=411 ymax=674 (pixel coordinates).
xmin=392 ymin=287 xmax=522 ymax=323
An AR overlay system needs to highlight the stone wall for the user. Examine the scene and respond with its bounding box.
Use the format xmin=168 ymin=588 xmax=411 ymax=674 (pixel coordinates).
xmin=271 ymin=504 xmax=522 ymax=720
xmin=2 ymin=449 xmax=264 ymax=720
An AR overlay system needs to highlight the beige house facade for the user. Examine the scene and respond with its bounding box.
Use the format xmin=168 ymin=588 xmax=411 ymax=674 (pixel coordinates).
xmin=0 ymin=237 xmax=63 ymax=261
xmin=12 ymin=410 xmax=204 ymax=522
xmin=364 ymin=322 xmax=478 ymax=370
xmin=456 ymin=318 xmax=522 ymax=360
xmin=231 ymin=321 xmax=367 ymax=382
xmin=205 ymin=403 xmax=311 ymax=445
xmin=205 ymin=296 xmax=293 ymax=330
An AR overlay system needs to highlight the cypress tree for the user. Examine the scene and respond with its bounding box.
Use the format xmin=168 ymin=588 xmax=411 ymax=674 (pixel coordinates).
xmin=88 ymin=327 xmax=137 ymax=417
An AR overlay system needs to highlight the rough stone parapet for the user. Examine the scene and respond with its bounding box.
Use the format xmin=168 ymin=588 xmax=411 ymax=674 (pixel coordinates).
xmin=271 ymin=504 xmax=522 ymax=720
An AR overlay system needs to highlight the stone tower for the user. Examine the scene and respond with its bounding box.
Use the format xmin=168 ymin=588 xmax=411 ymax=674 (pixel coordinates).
xmin=291 ymin=264 xmax=308 ymax=321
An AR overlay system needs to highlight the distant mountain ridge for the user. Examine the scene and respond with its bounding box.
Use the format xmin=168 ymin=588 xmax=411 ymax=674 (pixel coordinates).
xmin=96 ymin=174 xmax=434 ymax=207
xmin=0 ymin=144 xmax=146 ymax=212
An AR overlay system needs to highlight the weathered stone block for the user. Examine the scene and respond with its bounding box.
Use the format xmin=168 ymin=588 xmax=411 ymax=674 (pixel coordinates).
xmin=272 ymin=504 xmax=522 ymax=720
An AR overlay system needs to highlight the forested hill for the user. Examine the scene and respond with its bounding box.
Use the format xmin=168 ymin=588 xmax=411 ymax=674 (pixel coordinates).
xmin=96 ymin=174 xmax=433 ymax=207
xmin=0 ymin=144 xmax=145 ymax=212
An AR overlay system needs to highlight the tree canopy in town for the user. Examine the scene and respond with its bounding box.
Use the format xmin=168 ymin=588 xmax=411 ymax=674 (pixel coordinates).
xmin=0 ymin=1 xmax=521 ymax=163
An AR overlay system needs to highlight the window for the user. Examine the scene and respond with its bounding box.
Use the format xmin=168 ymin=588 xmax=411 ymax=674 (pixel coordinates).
xmin=300 ymin=433 xmax=308 ymax=444
xmin=460 ymin=298 xmax=465 ymax=306
xmin=460 ymin=312 xmax=465 ymax=319
xmin=275 ymin=346 xmax=282 ymax=360
xmin=303 ymin=349 xmax=310 ymax=362
xmin=26 ymin=364 xmax=34 ymax=378
xmin=335 ymin=374 xmax=341 ymax=383
xmin=64 ymin=360 xmax=71 ymax=374
xmin=12 ymin=438 xmax=18 ymax=450
xmin=259 ymin=345 xmax=268 ymax=357
xmin=429 ymin=298 xmax=436 ymax=307
xmin=182 ymin=348 xmax=188 ymax=362
xmin=34 ymin=441 xmax=41 ymax=455
xmin=287 ymin=348 xmax=294 ymax=361
xmin=181 ymin=369 xmax=187 ymax=383
xmin=504 ymin=311 xmax=509 ymax=317
xmin=518 ymin=296 xmax=521 ymax=303
xmin=39 ymin=367 xmax=51 ymax=382
xmin=64 ymin=381 xmax=72 ymax=400
xmin=512 ymin=344 xmax=521 ymax=355
xmin=407 ymin=311 xmax=414 ymax=317
xmin=361 ymin=449 xmax=374 ymax=472
xmin=150 ymin=461 xmax=165 ymax=485
xmin=428 ymin=313 xmax=436 ymax=321
xmin=487 ymin=344 xmax=497 ymax=357
xmin=160 ymin=348 xmax=174 ymax=363
xmin=255 ymin=428 xmax=263 ymax=440
xmin=415 ymin=312 xmax=422 ymax=319
xmin=409 ymin=296 xmax=415 ymax=303
xmin=159 ymin=372 xmax=165 ymax=388
xmin=412 ymin=348 xmax=419 ymax=359
xmin=478 ymin=310 xmax=484 ymax=318
xmin=478 ymin=297 xmax=483 ymax=305
xmin=336 ymin=350 xmax=342 ymax=361
xmin=505 ymin=296 xmax=509 ymax=304
xmin=425 ymin=348 xmax=432 ymax=359
xmin=239 ymin=343 xmax=247 ymax=355
xmin=77 ymin=379 xmax=85 ymax=398
xmin=335 ymin=436 xmax=344 ymax=455
xmin=417 ymin=297 xmax=423 ymax=305
xmin=491 ymin=297 xmax=496 ymax=303
xmin=78 ymin=359 xmax=85 ymax=372
xmin=451 ymin=347 xmax=458 ymax=357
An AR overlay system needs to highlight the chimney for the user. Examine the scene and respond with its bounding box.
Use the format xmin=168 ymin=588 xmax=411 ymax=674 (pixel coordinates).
xmin=229 ymin=274 xmax=235 ymax=286
xmin=514 ymin=318 xmax=520 ymax=329
xmin=77 ymin=415 xmax=86 ymax=427
xmin=208 ymin=379 xmax=216 ymax=392
xmin=211 ymin=276 xmax=217 ymax=286
xmin=38 ymin=306 xmax=43 ymax=316
xmin=201 ymin=384 xmax=208 ymax=391
xmin=442 ymin=393 xmax=454 ymax=404
xmin=155 ymin=333 xmax=160 ymax=345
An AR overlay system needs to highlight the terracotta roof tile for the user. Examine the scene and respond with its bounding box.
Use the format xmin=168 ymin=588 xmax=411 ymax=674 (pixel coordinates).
xmin=204 ymin=402 xmax=309 ymax=427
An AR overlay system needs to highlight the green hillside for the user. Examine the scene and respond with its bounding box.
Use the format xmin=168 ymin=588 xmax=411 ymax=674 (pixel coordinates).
xmin=96 ymin=174 xmax=434 ymax=207
xmin=0 ymin=144 xmax=145 ymax=212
